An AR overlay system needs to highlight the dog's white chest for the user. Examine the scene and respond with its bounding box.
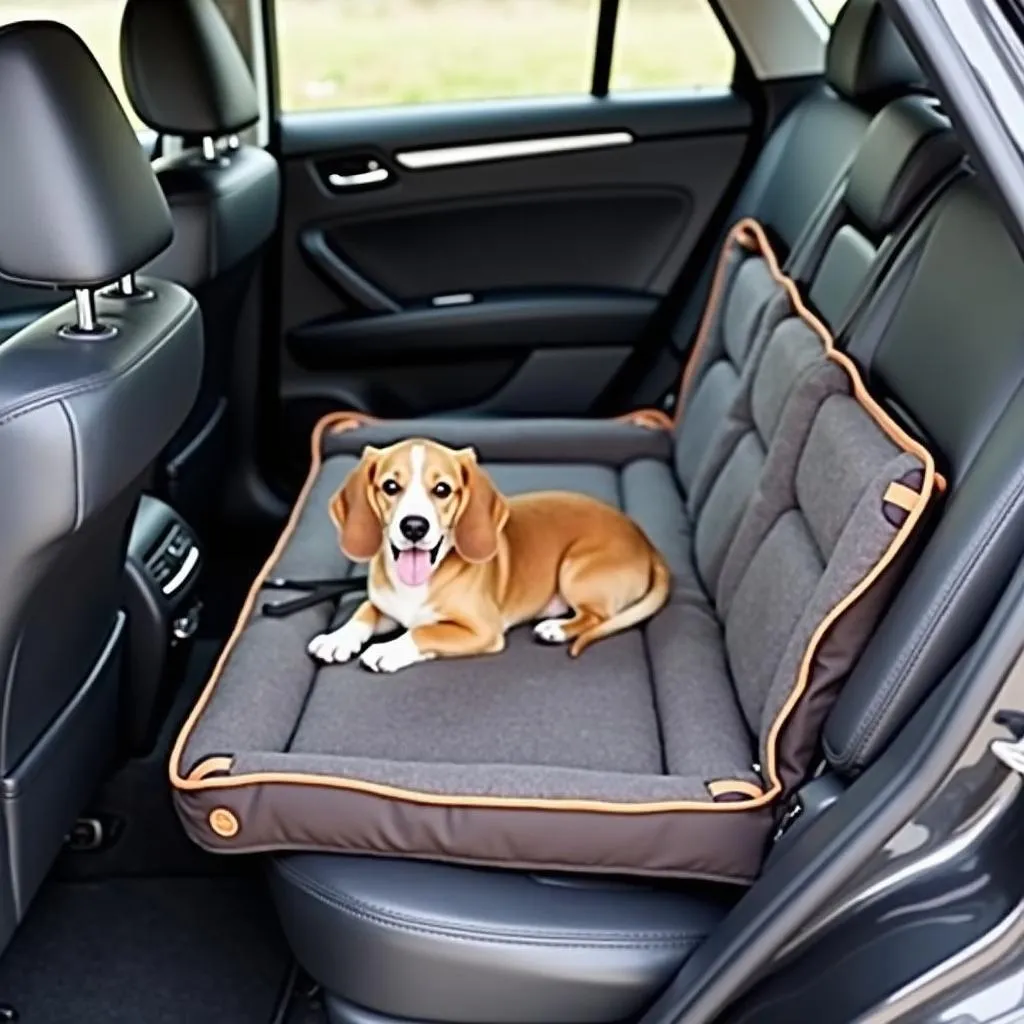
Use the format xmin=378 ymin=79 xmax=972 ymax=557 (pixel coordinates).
xmin=370 ymin=578 xmax=437 ymax=630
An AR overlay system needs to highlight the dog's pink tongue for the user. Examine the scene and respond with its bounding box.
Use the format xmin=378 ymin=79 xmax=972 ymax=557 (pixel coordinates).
xmin=396 ymin=548 xmax=430 ymax=587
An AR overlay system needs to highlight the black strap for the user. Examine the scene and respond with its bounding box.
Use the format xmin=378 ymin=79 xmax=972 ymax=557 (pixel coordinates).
xmin=261 ymin=577 xmax=367 ymax=618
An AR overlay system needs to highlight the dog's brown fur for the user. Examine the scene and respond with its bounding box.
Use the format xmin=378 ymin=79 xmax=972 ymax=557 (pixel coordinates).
xmin=312 ymin=438 xmax=670 ymax=670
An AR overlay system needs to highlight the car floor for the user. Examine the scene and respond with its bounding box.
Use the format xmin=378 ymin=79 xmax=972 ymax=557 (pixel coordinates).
xmin=0 ymin=875 xmax=294 ymax=1023
xmin=0 ymin=534 xmax=332 ymax=1023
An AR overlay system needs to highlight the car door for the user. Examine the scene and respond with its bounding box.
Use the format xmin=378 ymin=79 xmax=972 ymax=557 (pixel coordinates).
xmin=267 ymin=0 xmax=759 ymax=457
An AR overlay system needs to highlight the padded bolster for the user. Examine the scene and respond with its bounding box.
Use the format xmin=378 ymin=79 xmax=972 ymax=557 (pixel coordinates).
xmin=322 ymin=417 xmax=674 ymax=467
xmin=121 ymin=0 xmax=259 ymax=136
xmin=0 ymin=22 xmax=172 ymax=288
xmin=269 ymin=854 xmax=731 ymax=1024
xmin=826 ymin=0 xmax=925 ymax=109
xmin=845 ymin=96 xmax=962 ymax=236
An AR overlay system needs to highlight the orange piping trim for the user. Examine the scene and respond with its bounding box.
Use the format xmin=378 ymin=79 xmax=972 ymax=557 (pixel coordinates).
xmin=169 ymin=411 xmax=355 ymax=790
xmin=707 ymin=779 xmax=764 ymax=800
xmin=328 ymin=410 xmax=381 ymax=434
xmin=615 ymin=217 xmax=761 ymax=432
xmin=189 ymin=756 xmax=233 ymax=780
xmin=740 ymin=218 xmax=947 ymax=494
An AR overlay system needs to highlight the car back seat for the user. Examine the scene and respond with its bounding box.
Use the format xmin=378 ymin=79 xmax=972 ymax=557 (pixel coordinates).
xmin=169 ymin=88 xmax=960 ymax=861
xmin=169 ymin=42 xmax=1024 ymax=1024
xmin=257 ymin=172 xmax=1024 ymax=1024
xmin=631 ymin=0 xmax=927 ymax=408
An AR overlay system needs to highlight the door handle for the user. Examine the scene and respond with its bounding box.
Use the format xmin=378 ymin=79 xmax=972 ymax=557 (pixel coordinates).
xmin=329 ymin=166 xmax=389 ymax=188
xmin=323 ymin=159 xmax=392 ymax=191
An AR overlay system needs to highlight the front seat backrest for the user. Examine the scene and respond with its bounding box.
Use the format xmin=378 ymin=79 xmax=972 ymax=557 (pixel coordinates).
xmin=121 ymin=0 xmax=280 ymax=529
xmin=0 ymin=20 xmax=202 ymax=951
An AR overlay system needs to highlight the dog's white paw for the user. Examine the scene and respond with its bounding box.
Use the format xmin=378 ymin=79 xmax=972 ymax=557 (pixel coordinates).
xmin=533 ymin=618 xmax=569 ymax=644
xmin=308 ymin=620 xmax=372 ymax=663
xmin=360 ymin=633 xmax=434 ymax=674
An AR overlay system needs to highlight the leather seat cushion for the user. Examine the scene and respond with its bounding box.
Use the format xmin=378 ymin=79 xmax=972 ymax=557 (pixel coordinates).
xmin=268 ymin=853 xmax=735 ymax=1024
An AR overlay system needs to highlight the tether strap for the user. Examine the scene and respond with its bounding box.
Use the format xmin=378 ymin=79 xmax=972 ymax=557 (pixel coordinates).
xmin=261 ymin=577 xmax=367 ymax=618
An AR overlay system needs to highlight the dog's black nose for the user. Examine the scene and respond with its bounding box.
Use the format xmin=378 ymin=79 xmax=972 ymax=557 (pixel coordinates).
xmin=399 ymin=516 xmax=430 ymax=543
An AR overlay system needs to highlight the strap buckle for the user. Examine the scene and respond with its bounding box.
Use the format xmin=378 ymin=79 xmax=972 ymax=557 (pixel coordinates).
xmin=990 ymin=709 xmax=1024 ymax=776
xmin=261 ymin=577 xmax=367 ymax=618
xmin=772 ymin=795 xmax=804 ymax=843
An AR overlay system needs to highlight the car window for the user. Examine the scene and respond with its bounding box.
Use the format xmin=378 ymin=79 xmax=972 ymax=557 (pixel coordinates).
xmin=275 ymin=0 xmax=736 ymax=114
xmin=611 ymin=0 xmax=734 ymax=93
xmin=0 ymin=1 xmax=140 ymax=127
xmin=808 ymin=0 xmax=847 ymax=24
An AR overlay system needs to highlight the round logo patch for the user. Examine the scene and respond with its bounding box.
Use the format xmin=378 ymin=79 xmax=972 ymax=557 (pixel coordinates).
xmin=208 ymin=807 xmax=240 ymax=838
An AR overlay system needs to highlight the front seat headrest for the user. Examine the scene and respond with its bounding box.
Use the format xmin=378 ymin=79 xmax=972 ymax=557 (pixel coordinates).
xmin=826 ymin=0 xmax=926 ymax=110
xmin=0 ymin=21 xmax=172 ymax=289
xmin=121 ymin=0 xmax=259 ymax=138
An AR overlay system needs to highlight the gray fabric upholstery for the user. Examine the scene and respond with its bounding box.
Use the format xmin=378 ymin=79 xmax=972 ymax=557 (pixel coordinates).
xmin=646 ymin=602 xmax=753 ymax=780
xmin=673 ymin=256 xmax=789 ymax=492
xmin=230 ymin=751 xmax=720 ymax=803
xmin=179 ymin=306 xmax=925 ymax=820
xmin=487 ymin=464 xmax=620 ymax=505
xmin=726 ymin=510 xmax=822 ymax=733
xmin=292 ymin=630 xmax=663 ymax=776
xmin=694 ymin=432 xmax=765 ymax=596
xmin=322 ymin=418 xmax=672 ymax=466
xmin=619 ymin=459 xmax=701 ymax=590
xmin=174 ymin=87 xmax=952 ymax=876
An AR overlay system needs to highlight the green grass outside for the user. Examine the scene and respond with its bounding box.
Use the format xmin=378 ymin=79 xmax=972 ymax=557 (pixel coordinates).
xmin=0 ymin=0 xmax=736 ymax=121
xmin=275 ymin=0 xmax=736 ymax=111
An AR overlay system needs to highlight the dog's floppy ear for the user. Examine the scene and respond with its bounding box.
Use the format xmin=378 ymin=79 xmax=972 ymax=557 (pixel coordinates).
xmin=453 ymin=447 xmax=509 ymax=563
xmin=330 ymin=446 xmax=382 ymax=561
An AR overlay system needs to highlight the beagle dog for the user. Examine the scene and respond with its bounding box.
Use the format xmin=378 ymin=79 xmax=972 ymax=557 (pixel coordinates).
xmin=308 ymin=439 xmax=670 ymax=674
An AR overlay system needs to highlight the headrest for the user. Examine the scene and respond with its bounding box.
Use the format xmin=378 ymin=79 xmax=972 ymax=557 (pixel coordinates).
xmin=826 ymin=0 xmax=926 ymax=109
xmin=0 ymin=22 xmax=172 ymax=289
xmin=845 ymin=96 xmax=962 ymax=236
xmin=121 ymin=0 xmax=259 ymax=137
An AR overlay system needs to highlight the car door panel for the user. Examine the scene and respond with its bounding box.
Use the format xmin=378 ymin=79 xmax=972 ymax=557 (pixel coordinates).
xmin=286 ymin=291 xmax=656 ymax=417
xmin=275 ymin=91 xmax=753 ymax=436
xmin=313 ymin=188 xmax=692 ymax=300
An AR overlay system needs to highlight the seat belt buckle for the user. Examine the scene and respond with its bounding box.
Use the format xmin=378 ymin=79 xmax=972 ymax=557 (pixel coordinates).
xmin=990 ymin=709 xmax=1024 ymax=775
xmin=772 ymin=795 xmax=804 ymax=844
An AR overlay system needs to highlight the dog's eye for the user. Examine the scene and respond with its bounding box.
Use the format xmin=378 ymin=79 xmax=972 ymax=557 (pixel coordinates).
xmin=432 ymin=482 xmax=452 ymax=499
xmin=381 ymin=479 xmax=402 ymax=496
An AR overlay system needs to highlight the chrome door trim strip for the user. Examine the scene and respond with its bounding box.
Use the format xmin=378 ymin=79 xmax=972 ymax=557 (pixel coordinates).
xmin=396 ymin=131 xmax=634 ymax=169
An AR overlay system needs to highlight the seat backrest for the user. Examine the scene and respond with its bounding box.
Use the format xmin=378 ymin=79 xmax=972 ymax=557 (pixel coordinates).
xmin=684 ymin=167 xmax=1024 ymax=794
xmin=653 ymin=0 xmax=926 ymax=400
xmin=0 ymin=21 xmax=201 ymax=941
xmin=674 ymin=94 xmax=959 ymax=578
xmin=823 ymin=175 xmax=1024 ymax=774
xmin=120 ymin=0 xmax=280 ymax=523
xmin=665 ymin=94 xmax=965 ymax=798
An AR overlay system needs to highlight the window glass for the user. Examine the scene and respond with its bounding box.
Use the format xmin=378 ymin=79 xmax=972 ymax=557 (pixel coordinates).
xmin=0 ymin=1 xmax=139 ymax=126
xmin=809 ymin=0 xmax=847 ymax=24
xmin=610 ymin=0 xmax=734 ymax=93
xmin=276 ymin=0 xmax=600 ymax=112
